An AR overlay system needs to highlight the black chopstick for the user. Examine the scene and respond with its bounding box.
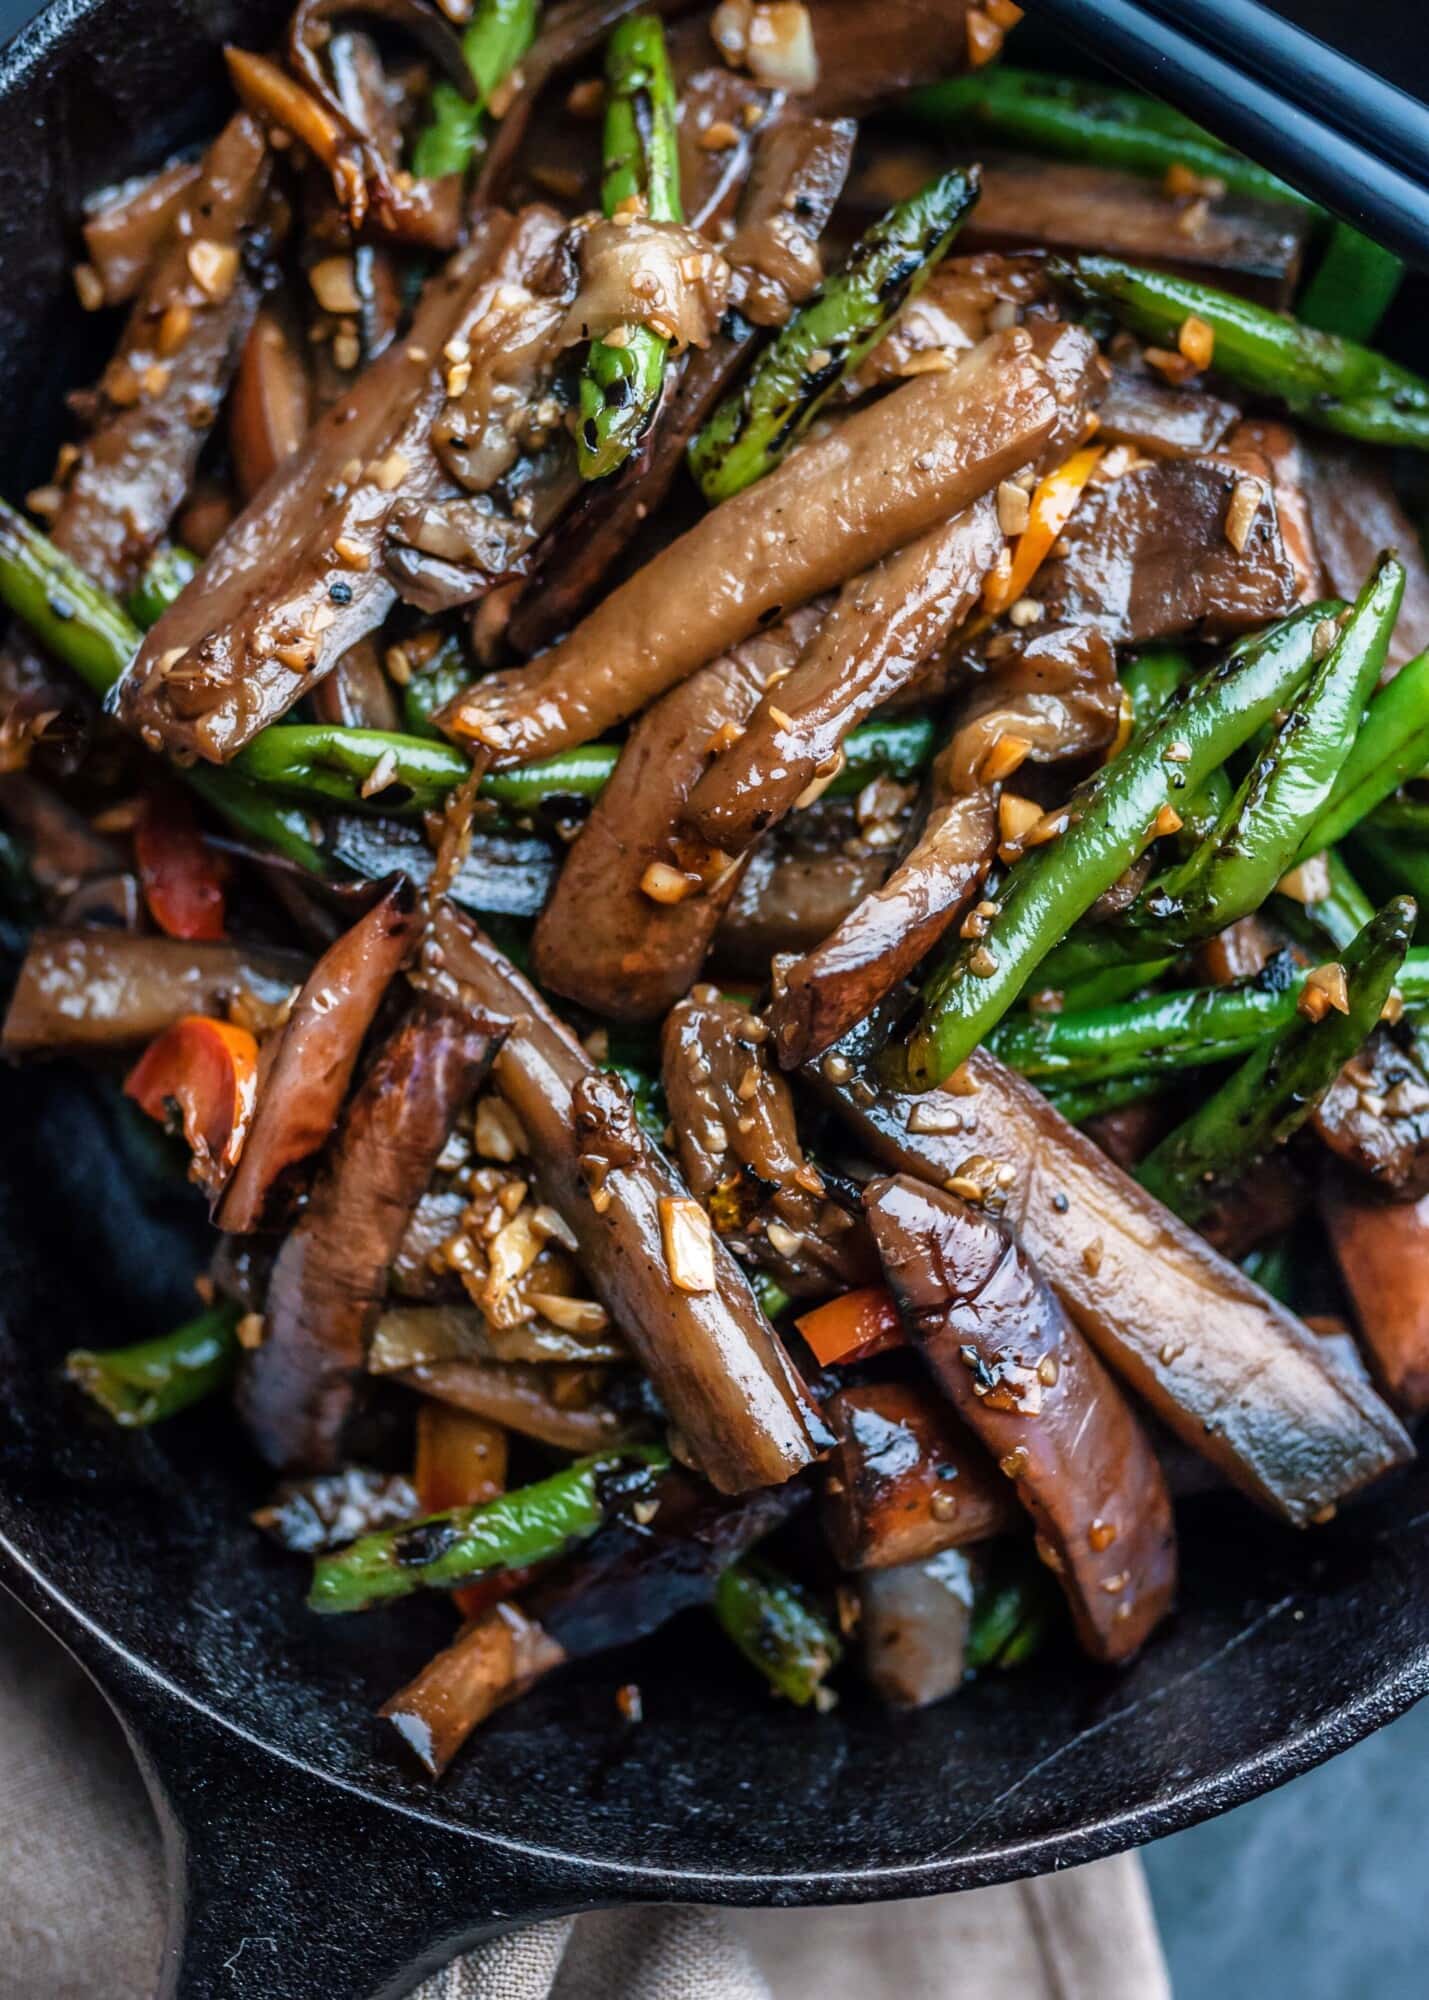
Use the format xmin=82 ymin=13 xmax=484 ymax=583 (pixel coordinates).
xmin=1027 ymin=0 xmax=1429 ymax=271
xmin=1137 ymin=0 xmax=1429 ymax=183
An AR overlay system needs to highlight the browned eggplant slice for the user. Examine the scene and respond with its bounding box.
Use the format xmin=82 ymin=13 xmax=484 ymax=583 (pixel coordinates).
xmin=661 ymin=988 xmax=875 ymax=1295
xmin=440 ymin=322 xmax=1105 ymax=767
xmin=396 ymin=1357 xmax=647 ymax=1452
xmin=238 ymin=996 xmax=503 ymax=1469
xmin=217 ymin=877 xmax=416 ymax=1231
xmin=809 ymin=1044 xmax=1413 ymax=1525
xmin=1028 ymin=451 xmax=1299 ymax=645
xmin=115 ymin=206 xmax=571 ymax=762
xmin=429 ymin=904 xmax=830 ymax=1492
xmin=1322 ymin=1175 xmax=1429 ymax=1410
xmin=1313 ymin=1026 xmax=1429 ymax=1200
xmin=1300 ymin=440 xmax=1429 ymax=669
xmin=682 ymin=494 xmax=1004 ymax=856
xmin=769 ymin=624 xmax=1119 ymax=1068
xmin=1 ymin=929 xmax=308 ymax=1053
xmin=531 ymin=608 xmax=823 ymax=1021
xmin=822 ymin=1379 xmax=1016 ymax=1571
xmin=866 ymin=1174 xmax=1176 ymax=1662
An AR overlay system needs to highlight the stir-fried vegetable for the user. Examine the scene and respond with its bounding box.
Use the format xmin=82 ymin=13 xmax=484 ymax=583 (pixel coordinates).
xmin=11 ymin=6 xmax=1429 ymax=1768
xmin=576 ymin=13 xmax=683 ymax=480
xmin=67 ymin=1302 xmax=242 ymax=1427
xmin=909 ymin=66 xmax=1313 ymax=211
xmin=411 ymin=0 xmax=538 ymax=181
xmin=904 ymin=605 xmax=1334 ymax=1089
xmin=309 ymin=1447 xmax=670 ymax=1613
xmin=690 ymin=166 xmax=982 ymax=502
xmin=713 ymin=1559 xmax=842 ymax=1707
xmin=1137 ymin=898 xmax=1413 ymax=1223
xmin=1058 ymin=257 xmax=1429 ymax=449
xmin=990 ymin=947 xmax=1429 ymax=1085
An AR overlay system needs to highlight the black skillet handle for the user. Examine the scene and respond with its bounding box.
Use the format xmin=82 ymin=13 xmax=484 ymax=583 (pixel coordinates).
xmin=93 ymin=1652 xmax=594 ymax=2000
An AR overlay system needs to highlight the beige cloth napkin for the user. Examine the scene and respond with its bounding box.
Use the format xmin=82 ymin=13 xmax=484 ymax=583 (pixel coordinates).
xmin=0 ymin=1592 xmax=1171 ymax=1999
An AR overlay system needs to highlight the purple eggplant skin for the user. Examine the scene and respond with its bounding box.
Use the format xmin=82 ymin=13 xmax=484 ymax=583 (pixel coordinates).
xmin=864 ymin=1173 xmax=1177 ymax=1664
xmin=218 ymin=875 xmax=417 ymax=1232
xmin=238 ymin=997 xmax=505 ymax=1471
xmin=809 ymin=1039 xmax=1413 ymax=1526
xmin=428 ymin=904 xmax=831 ymax=1493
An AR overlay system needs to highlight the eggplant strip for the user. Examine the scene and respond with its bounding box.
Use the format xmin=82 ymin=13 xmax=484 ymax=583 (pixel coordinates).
xmin=1 ymin=929 xmax=307 ymax=1053
xmin=49 ymin=115 xmax=273 ymax=600
xmin=397 ymin=1358 xmax=647 ymax=1452
xmin=661 ymin=990 xmax=875 ymax=1296
xmin=382 ymin=1466 xmax=806 ymax=1774
xmin=682 ymin=495 xmax=1004 ymax=857
xmin=429 ymin=904 xmax=830 ymax=1493
xmin=238 ymin=997 xmax=504 ymax=1469
xmin=961 ymin=156 xmax=1312 ymax=309
xmin=440 ymin=322 xmax=1105 ymax=767
xmin=866 ymin=1174 xmax=1176 ymax=1662
xmin=822 ymin=1380 xmax=1017 ymax=1571
xmin=79 ymin=156 xmax=205 ymax=305
xmin=1323 ymin=1176 xmax=1429 ymax=1411
xmin=530 ymin=609 xmax=824 ymax=1021
xmin=1299 ymin=440 xmax=1429 ymax=670
xmin=114 ymin=205 xmax=558 ymax=763
xmin=217 ymin=877 xmax=417 ymax=1232
xmin=1028 ymin=451 xmax=1300 ymax=646
xmin=809 ymin=1041 xmax=1413 ymax=1524
xmin=229 ymin=305 xmax=313 ymax=502
xmin=712 ymin=839 xmax=890 ymax=976
xmin=506 ymin=113 xmax=855 ymax=654
xmin=770 ymin=624 xmax=1119 ymax=1069
xmin=1096 ymin=363 xmax=1239 ymax=458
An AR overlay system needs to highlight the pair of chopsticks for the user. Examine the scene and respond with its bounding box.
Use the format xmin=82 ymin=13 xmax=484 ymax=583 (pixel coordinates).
xmin=1028 ymin=0 xmax=1429 ymax=270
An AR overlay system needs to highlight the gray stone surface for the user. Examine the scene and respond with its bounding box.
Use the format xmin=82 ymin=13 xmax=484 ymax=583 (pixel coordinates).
xmin=1146 ymin=1694 xmax=1429 ymax=1998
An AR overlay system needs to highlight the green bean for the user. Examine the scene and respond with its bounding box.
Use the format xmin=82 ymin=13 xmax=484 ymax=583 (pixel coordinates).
xmin=1137 ymin=897 xmax=1413 ymax=1224
xmin=825 ymin=715 xmax=937 ymax=797
xmin=1040 ymin=1069 xmax=1172 ymax=1125
xmin=902 ymin=605 xmax=1331 ymax=1089
xmin=1297 ymin=220 xmax=1406 ymax=343
xmin=1295 ymin=649 xmax=1429 ymax=860
xmin=994 ymin=944 xmax=1429 ymax=1085
xmin=1240 ymin=1237 xmax=1295 ymax=1306
xmin=235 ymin=725 xmax=469 ymax=812
xmin=66 ymin=1302 xmax=241 ymax=1427
xmin=308 ymin=1446 xmax=669 ymax=1613
xmin=0 ymin=499 xmax=331 ymax=873
xmin=577 ymin=14 xmax=682 ymax=481
xmin=1043 ymin=958 xmax=1180 ymax=1012
xmin=126 ymin=543 xmax=199 ymax=628
xmin=713 ymin=1559 xmax=842 ymax=1707
xmin=908 ymin=67 xmax=1313 ymax=210
xmin=690 ymin=166 xmax=981 ymax=503
xmin=965 ymin=1549 xmax=1058 ymax=1672
xmin=411 ymin=0 xmax=538 ymax=181
xmin=1150 ymin=557 xmax=1403 ymax=936
xmin=1121 ymin=646 xmax=1195 ymax=728
xmin=183 ymin=767 xmax=332 ymax=877
xmin=1351 ymin=822 xmax=1429 ymax=920
xmin=402 ymin=636 xmax=470 ymax=739
xmin=1288 ymin=846 xmax=1376 ymax=952
xmin=1057 ymin=256 xmax=1429 ymax=450
xmin=752 ymin=1273 xmax=793 ymax=1322
xmin=0 ymin=494 xmax=138 ymax=695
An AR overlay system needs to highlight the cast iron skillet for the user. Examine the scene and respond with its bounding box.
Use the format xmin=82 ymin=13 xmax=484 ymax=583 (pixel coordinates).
xmin=1 ymin=4 xmax=1428 ymax=1996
